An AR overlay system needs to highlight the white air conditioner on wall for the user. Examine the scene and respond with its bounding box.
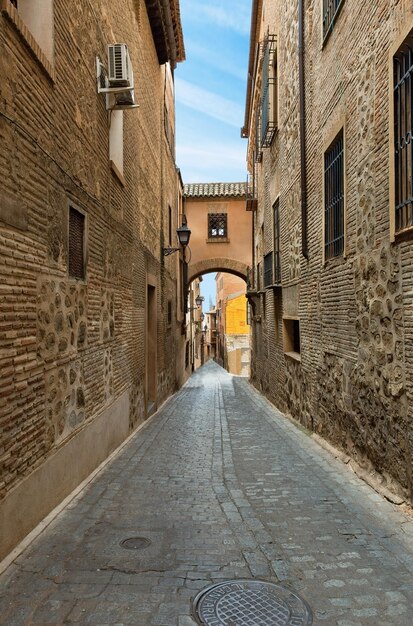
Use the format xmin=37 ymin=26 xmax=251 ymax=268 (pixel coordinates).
xmin=96 ymin=44 xmax=138 ymax=111
xmin=108 ymin=44 xmax=133 ymax=87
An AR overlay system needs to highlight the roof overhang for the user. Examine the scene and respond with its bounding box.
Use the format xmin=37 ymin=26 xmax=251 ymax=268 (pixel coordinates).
xmin=241 ymin=0 xmax=262 ymax=138
xmin=144 ymin=0 xmax=185 ymax=68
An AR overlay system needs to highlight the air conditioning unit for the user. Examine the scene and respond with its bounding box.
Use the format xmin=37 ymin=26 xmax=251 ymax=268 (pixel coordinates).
xmin=108 ymin=44 xmax=133 ymax=87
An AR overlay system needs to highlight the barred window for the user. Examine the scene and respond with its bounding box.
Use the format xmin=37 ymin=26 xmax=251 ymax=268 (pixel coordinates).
xmin=324 ymin=130 xmax=344 ymax=260
xmin=260 ymin=34 xmax=277 ymax=148
xmin=264 ymin=252 xmax=273 ymax=287
xmin=208 ymin=213 xmax=227 ymax=238
xmin=68 ymin=207 xmax=85 ymax=280
xmin=273 ymin=199 xmax=281 ymax=284
xmin=167 ymin=300 xmax=172 ymax=326
xmin=394 ymin=32 xmax=413 ymax=234
xmin=323 ymin=0 xmax=345 ymax=42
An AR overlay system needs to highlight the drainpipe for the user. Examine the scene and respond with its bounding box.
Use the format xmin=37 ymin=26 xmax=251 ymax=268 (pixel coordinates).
xmin=298 ymin=0 xmax=308 ymax=259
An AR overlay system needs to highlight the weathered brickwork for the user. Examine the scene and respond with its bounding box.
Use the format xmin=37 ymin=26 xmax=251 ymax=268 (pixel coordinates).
xmin=246 ymin=0 xmax=413 ymax=500
xmin=0 ymin=0 xmax=185 ymax=555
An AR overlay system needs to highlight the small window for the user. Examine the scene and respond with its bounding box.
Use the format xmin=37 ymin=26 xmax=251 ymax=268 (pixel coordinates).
xmin=273 ymin=199 xmax=281 ymax=284
xmin=393 ymin=30 xmax=413 ymax=234
xmin=68 ymin=207 xmax=85 ymax=280
xmin=323 ymin=0 xmax=345 ymax=43
xmin=167 ymin=300 xmax=172 ymax=326
xmin=324 ymin=129 xmax=344 ymax=260
xmin=10 ymin=0 xmax=18 ymax=7
xmin=283 ymin=318 xmax=301 ymax=357
xmin=208 ymin=213 xmax=227 ymax=239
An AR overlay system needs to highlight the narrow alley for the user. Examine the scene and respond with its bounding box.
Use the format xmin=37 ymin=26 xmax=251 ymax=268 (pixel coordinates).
xmin=1 ymin=361 xmax=413 ymax=625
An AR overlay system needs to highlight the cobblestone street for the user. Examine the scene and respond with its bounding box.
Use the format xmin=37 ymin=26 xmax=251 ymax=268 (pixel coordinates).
xmin=1 ymin=361 xmax=413 ymax=625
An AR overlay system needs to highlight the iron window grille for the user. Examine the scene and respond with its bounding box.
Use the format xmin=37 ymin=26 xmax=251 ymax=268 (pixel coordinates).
xmin=260 ymin=34 xmax=277 ymax=148
xmin=255 ymin=110 xmax=263 ymax=163
xmin=68 ymin=207 xmax=85 ymax=280
xmin=264 ymin=252 xmax=273 ymax=287
xmin=208 ymin=213 xmax=227 ymax=238
xmin=246 ymin=171 xmax=257 ymax=211
xmin=164 ymin=103 xmax=175 ymax=158
xmin=324 ymin=130 xmax=344 ymax=260
xmin=273 ymin=199 xmax=281 ymax=284
xmin=323 ymin=0 xmax=345 ymax=42
xmin=394 ymin=32 xmax=413 ymax=234
xmin=256 ymin=261 xmax=262 ymax=291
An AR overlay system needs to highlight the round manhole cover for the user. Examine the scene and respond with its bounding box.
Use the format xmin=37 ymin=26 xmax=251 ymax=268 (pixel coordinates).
xmin=119 ymin=537 xmax=151 ymax=550
xmin=192 ymin=580 xmax=312 ymax=626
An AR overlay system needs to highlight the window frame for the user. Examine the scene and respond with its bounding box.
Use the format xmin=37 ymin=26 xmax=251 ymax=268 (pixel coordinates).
xmin=3 ymin=0 xmax=55 ymax=79
xmin=273 ymin=198 xmax=281 ymax=285
xmin=389 ymin=20 xmax=413 ymax=242
xmin=322 ymin=0 xmax=345 ymax=46
xmin=208 ymin=213 xmax=228 ymax=240
xmin=322 ymin=121 xmax=346 ymax=263
xmin=67 ymin=204 xmax=87 ymax=282
xmin=283 ymin=316 xmax=301 ymax=361
xmin=260 ymin=34 xmax=278 ymax=148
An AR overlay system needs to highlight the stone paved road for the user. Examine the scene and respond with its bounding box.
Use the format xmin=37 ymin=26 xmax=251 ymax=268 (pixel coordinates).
xmin=1 ymin=361 xmax=413 ymax=625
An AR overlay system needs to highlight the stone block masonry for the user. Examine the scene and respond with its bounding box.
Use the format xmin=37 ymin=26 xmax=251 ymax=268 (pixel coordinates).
xmin=246 ymin=0 xmax=413 ymax=502
xmin=0 ymin=0 xmax=185 ymax=560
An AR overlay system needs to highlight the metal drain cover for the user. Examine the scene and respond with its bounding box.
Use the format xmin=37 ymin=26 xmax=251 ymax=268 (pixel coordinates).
xmin=120 ymin=537 xmax=151 ymax=550
xmin=192 ymin=580 xmax=312 ymax=626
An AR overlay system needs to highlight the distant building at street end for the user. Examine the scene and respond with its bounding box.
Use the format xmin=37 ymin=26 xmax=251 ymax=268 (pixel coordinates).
xmin=216 ymin=273 xmax=250 ymax=376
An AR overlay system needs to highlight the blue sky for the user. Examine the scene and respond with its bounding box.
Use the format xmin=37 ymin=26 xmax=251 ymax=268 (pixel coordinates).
xmin=175 ymin=0 xmax=251 ymax=306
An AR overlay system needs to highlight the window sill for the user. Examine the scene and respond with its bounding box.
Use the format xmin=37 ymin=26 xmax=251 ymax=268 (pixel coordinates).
xmin=394 ymin=227 xmax=413 ymax=244
xmin=206 ymin=237 xmax=230 ymax=244
xmin=110 ymin=160 xmax=126 ymax=187
xmin=284 ymin=351 xmax=301 ymax=363
xmin=2 ymin=0 xmax=55 ymax=82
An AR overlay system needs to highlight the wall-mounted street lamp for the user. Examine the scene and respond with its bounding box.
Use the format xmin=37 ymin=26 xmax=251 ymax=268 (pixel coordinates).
xmin=195 ymin=295 xmax=204 ymax=307
xmin=163 ymin=221 xmax=191 ymax=256
xmin=200 ymin=313 xmax=205 ymax=321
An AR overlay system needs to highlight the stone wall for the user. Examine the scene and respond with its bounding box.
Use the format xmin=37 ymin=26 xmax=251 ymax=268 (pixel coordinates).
xmin=248 ymin=0 xmax=413 ymax=501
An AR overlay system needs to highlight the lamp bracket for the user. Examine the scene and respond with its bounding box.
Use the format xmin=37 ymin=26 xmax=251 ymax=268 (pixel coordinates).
xmin=163 ymin=247 xmax=181 ymax=256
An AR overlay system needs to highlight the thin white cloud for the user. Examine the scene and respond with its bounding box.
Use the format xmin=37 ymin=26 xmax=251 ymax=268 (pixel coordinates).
xmin=187 ymin=39 xmax=246 ymax=81
xmin=181 ymin=0 xmax=251 ymax=36
xmin=176 ymin=141 xmax=247 ymax=182
xmin=198 ymin=5 xmax=250 ymax=35
xmin=175 ymin=78 xmax=244 ymax=128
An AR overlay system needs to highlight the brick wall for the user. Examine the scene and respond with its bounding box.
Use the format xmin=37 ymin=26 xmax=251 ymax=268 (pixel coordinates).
xmin=0 ymin=0 xmax=184 ymax=532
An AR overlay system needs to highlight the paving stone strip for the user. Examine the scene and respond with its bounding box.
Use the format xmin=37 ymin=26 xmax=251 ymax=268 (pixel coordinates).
xmin=1 ymin=361 xmax=413 ymax=625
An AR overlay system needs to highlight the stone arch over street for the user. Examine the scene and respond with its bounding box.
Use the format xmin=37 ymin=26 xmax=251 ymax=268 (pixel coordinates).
xmin=188 ymin=257 xmax=248 ymax=284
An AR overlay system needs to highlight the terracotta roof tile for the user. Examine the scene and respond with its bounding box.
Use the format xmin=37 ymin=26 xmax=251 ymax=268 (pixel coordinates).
xmin=184 ymin=182 xmax=247 ymax=198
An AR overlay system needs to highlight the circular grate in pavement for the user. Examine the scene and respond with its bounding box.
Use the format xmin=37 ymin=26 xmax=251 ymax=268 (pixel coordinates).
xmin=119 ymin=537 xmax=151 ymax=550
xmin=192 ymin=579 xmax=312 ymax=626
